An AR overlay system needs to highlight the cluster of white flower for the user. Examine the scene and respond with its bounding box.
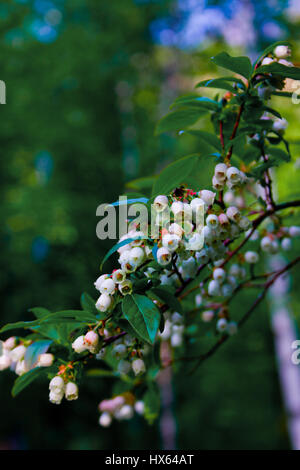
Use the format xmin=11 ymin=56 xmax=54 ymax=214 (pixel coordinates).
xmin=261 ymin=45 xmax=293 ymax=67
xmin=212 ymin=163 xmax=247 ymax=191
xmin=0 ymin=337 xmax=54 ymax=375
xmin=159 ymin=312 xmax=184 ymax=348
xmin=98 ymin=395 xmax=145 ymax=428
xmin=49 ymin=376 xmax=79 ymax=405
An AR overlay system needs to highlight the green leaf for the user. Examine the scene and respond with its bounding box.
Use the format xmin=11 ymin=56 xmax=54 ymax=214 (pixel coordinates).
xmin=151 ymin=153 xmax=202 ymax=196
xmin=179 ymin=130 xmax=222 ymax=152
xmin=171 ymin=96 xmax=219 ymax=112
xmin=267 ymin=146 xmax=290 ymax=162
xmin=0 ymin=319 xmax=41 ymax=333
xmin=80 ymin=292 xmax=98 ymax=315
xmin=12 ymin=367 xmax=46 ymax=397
xmin=262 ymin=106 xmax=282 ymax=120
xmin=254 ymin=63 xmax=300 ymax=81
xmin=149 ymin=286 xmax=183 ymax=314
xmin=100 ymin=236 xmax=145 ymax=270
xmin=122 ymin=294 xmax=161 ymax=345
xmin=155 ymin=108 xmax=207 ymax=135
xmin=196 ymin=77 xmax=245 ymax=93
xmin=24 ymin=340 xmax=52 ymax=369
xmin=126 ymin=176 xmax=157 ymax=191
xmin=143 ymin=384 xmax=160 ymax=425
xmin=211 ymin=52 xmax=252 ymax=79
xmin=29 ymin=307 xmax=51 ymax=319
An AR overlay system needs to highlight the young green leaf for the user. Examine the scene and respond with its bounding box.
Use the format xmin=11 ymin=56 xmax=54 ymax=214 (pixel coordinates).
xmin=254 ymin=62 xmax=300 ymax=81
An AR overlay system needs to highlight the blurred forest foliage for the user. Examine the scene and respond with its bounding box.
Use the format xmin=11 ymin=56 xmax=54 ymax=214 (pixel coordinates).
xmin=0 ymin=0 xmax=300 ymax=449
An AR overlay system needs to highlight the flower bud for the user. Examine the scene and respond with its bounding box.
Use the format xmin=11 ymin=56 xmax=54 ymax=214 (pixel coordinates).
xmin=65 ymin=382 xmax=79 ymax=401
xmin=289 ymin=226 xmax=300 ymax=238
xmin=112 ymin=269 xmax=126 ymax=284
xmin=281 ymin=237 xmax=292 ymax=251
xmin=214 ymin=163 xmax=228 ymax=181
xmin=49 ymin=375 xmax=65 ymax=392
xmin=206 ymin=214 xmax=219 ymax=228
xmin=154 ymin=195 xmax=169 ymax=212
xmin=217 ymin=318 xmax=228 ymax=333
xmin=99 ymin=412 xmax=112 ymax=427
xmin=162 ymin=233 xmax=180 ymax=252
xmin=72 ymin=335 xmax=86 ymax=353
xmin=273 ymin=118 xmax=288 ymax=132
xmin=212 ymin=175 xmax=224 ymax=191
xmin=3 ymin=337 xmax=17 ymax=351
xmin=96 ymin=293 xmax=112 ymax=312
xmin=10 ymin=344 xmax=26 ymax=362
xmin=274 ymin=45 xmax=291 ymax=59
xmin=49 ymin=389 xmax=64 ymax=405
xmin=213 ymin=268 xmax=226 ymax=283
xmin=226 ymin=206 xmax=240 ymax=222
xmin=118 ymin=279 xmax=133 ymax=295
xmin=117 ymin=360 xmax=131 ymax=375
xmin=157 ymin=247 xmax=172 ymax=266
xmin=84 ymin=330 xmax=99 ymax=349
xmin=168 ymin=223 xmax=183 ymax=238
xmin=226 ymin=166 xmax=240 ymax=184
xmin=129 ymin=247 xmax=145 ymax=266
xmin=0 ymin=352 xmax=12 ymax=370
xmin=15 ymin=359 xmax=29 ymax=376
xmin=171 ymin=332 xmax=183 ymax=348
xmin=244 ymin=251 xmax=259 ymax=264
xmin=208 ymin=279 xmax=221 ymax=297
xmin=199 ymin=190 xmax=215 ymax=207
xmin=227 ymin=321 xmax=238 ymax=336
xmin=134 ymin=401 xmax=145 ymax=415
xmin=38 ymin=353 xmax=54 ymax=367
xmin=171 ymin=201 xmax=184 ymax=217
xmin=100 ymin=278 xmax=116 ymax=295
xmin=113 ymin=344 xmax=127 ymax=358
xmin=261 ymin=57 xmax=274 ymax=65
xmin=201 ymin=310 xmax=214 ymax=322
xmin=115 ymin=404 xmax=134 ymax=420
xmin=131 ymin=358 xmax=146 ymax=376
xmin=94 ymin=274 xmax=109 ymax=291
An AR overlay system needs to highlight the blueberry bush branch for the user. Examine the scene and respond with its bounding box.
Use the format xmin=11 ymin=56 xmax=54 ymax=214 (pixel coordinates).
xmin=1 ymin=42 xmax=300 ymax=428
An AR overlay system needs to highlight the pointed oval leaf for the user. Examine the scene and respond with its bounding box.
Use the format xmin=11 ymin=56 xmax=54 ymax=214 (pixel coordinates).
xmin=122 ymin=294 xmax=161 ymax=345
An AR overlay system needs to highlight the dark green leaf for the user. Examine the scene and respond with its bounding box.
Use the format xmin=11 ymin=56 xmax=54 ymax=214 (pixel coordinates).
xmin=179 ymin=130 xmax=222 ymax=152
xmin=80 ymin=292 xmax=98 ymax=315
xmin=267 ymin=146 xmax=290 ymax=162
xmin=196 ymin=77 xmax=246 ymax=93
xmin=143 ymin=384 xmax=160 ymax=425
xmin=149 ymin=287 xmax=183 ymax=314
xmin=171 ymin=96 xmax=219 ymax=112
xmin=122 ymin=294 xmax=161 ymax=345
xmin=211 ymin=52 xmax=252 ymax=79
xmin=12 ymin=367 xmax=46 ymax=397
xmin=254 ymin=63 xmax=300 ymax=81
xmin=151 ymin=154 xmax=202 ymax=196
xmin=155 ymin=108 xmax=207 ymax=135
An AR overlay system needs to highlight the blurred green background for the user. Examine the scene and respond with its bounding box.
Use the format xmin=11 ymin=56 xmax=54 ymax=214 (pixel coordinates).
xmin=1 ymin=0 xmax=300 ymax=449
